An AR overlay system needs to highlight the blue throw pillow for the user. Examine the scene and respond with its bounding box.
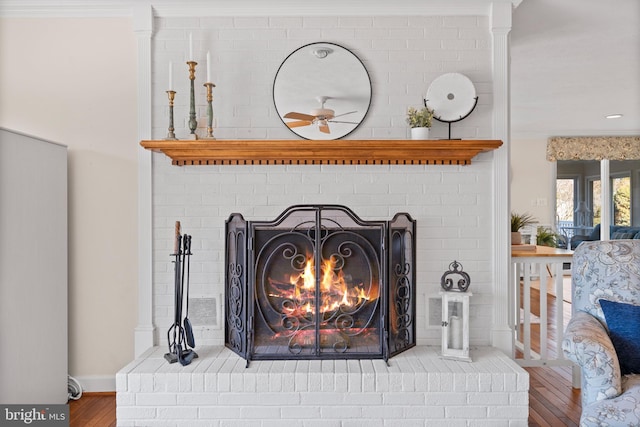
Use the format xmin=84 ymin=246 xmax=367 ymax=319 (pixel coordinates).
xmin=600 ymin=299 xmax=640 ymax=375
xmin=588 ymin=224 xmax=601 ymax=240
xmin=612 ymin=231 xmax=636 ymax=239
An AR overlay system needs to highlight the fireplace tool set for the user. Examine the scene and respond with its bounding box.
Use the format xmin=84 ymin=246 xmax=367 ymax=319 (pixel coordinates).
xmin=165 ymin=221 xmax=198 ymax=365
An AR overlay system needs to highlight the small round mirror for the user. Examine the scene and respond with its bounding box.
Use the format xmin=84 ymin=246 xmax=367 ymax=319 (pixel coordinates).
xmin=273 ymin=42 xmax=372 ymax=140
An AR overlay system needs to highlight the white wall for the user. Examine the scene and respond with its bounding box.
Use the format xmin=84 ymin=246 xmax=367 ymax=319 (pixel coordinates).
xmin=149 ymin=15 xmax=498 ymax=348
xmin=510 ymin=137 xmax=555 ymax=224
xmin=0 ymin=18 xmax=138 ymax=387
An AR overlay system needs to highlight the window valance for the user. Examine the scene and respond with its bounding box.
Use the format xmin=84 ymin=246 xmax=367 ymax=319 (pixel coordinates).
xmin=547 ymin=136 xmax=640 ymax=161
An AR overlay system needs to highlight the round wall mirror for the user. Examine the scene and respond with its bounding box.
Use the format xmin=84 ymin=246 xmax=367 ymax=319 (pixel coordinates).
xmin=273 ymin=42 xmax=372 ymax=140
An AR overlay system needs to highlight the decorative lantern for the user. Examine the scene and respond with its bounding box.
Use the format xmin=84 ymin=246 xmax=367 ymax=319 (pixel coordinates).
xmin=441 ymin=291 xmax=472 ymax=361
xmin=440 ymin=261 xmax=472 ymax=361
xmin=440 ymin=260 xmax=470 ymax=292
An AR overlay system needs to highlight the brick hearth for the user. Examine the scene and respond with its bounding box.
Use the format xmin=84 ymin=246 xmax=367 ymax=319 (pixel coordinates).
xmin=116 ymin=346 xmax=528 ymax=426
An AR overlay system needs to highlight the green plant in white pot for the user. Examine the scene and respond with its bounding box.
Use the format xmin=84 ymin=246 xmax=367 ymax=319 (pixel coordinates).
xmin=406 ymin=106 xmax=434 ymax=140
xmin=511 ymin=212 xmax=537 ymax=245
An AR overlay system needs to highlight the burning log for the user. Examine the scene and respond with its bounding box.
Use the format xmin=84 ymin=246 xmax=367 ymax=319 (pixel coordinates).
xmin=266 ymin=253 xmax=377 ymax=319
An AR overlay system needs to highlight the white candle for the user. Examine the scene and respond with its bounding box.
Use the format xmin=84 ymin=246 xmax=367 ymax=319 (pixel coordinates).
xmin=449 ymin=316 xmax=463 ymax=350
xmin=168 ymin=61 xmax=173 ymax=90
xmin=206 ymin=51 xmax=211 ymax=83
xmin=189 ymin=32 xmax=193 ymax=61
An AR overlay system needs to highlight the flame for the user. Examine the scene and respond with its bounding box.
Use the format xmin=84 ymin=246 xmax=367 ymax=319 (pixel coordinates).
xmin=282 ymin=256 xmax=374 ymax=316
xmin=294 ymin=258 xmax=315 ymax=291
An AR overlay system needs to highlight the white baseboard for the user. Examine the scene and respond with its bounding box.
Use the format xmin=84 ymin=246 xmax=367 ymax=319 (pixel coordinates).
xmin=73 ymin=375 xmax=116 ymax=393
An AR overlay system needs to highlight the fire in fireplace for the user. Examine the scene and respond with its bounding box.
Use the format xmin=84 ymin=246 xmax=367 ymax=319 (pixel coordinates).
xmin=225 ymin=205 xmax=415 ymax=364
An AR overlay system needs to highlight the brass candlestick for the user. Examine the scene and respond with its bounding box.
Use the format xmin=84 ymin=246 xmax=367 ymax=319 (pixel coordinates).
xmin=203 ymin=82 xmax=216 ymax=139
xmin=187 ymin=61 xmax=198 ymax=138
xmin=165 ymin=90 xmax=177 ymax=140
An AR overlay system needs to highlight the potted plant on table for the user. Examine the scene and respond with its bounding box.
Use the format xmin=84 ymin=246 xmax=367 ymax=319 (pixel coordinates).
xmin=536 ymin=226 xmax=560 ymax=247
xmin=406 ymin=106 xmax=434 ymax=140
xmin=511 ymin=212 xmax=537 ymax=245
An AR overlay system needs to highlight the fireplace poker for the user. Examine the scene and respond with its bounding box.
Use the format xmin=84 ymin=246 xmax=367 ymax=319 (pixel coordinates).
xmin=177 ymin=234 xmax=197 ymax=365
xmin=164 ymin=231 xmax=182 ymax=364
xmin=183 ymin=234 xmax=196 ymax=349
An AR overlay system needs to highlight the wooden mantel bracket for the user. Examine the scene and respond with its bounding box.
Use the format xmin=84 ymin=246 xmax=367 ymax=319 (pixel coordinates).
xmin=140 ymin=139 xmax=503 ymax=166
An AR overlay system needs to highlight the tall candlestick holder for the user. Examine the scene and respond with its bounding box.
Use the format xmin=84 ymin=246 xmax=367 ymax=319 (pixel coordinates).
xmin=164 ymin=90 xmax=177 ymax=140
xmin=187 ymin=61 xmax=198 ymax=139
xmin=203 ymin=82 xmax=216 ymax=139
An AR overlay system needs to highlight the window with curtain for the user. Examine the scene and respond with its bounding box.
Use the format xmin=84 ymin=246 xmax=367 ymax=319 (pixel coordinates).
xmin=548 ymin=137 xmax=640 ymax=242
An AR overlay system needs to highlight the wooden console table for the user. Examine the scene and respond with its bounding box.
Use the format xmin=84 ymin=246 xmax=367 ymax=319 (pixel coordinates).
xmin=140 ymin=139 xmax=503 ymax=166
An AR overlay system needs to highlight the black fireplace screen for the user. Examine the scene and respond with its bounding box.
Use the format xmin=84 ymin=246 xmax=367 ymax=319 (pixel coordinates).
xmin=225 ymin=205 xmax=415 ymax=363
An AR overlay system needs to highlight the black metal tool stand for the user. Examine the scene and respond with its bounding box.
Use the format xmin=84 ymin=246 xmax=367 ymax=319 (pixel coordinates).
xmin=164 ymin=231 xmax=198 ymax=365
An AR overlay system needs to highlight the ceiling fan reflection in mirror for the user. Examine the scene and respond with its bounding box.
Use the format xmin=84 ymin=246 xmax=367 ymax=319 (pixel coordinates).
xmin=273 ymin=42 xmax=371 ymax=140
xmin=283 ymin=96 xmax=358 ymax=134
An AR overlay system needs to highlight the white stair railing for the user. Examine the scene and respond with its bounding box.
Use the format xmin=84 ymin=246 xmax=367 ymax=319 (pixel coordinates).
xmin=510 ymin=247 xmax=574 ymax=368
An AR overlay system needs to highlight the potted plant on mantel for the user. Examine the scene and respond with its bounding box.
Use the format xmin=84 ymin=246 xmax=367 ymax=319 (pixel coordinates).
xmin=406 ymin=106 xmax=434 ymax=140
xmin=511 ymin=212 xmax=537 ymax=245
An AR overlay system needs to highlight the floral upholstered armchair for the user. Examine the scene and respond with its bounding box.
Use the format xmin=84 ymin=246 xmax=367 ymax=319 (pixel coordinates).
xmin=562 ymin=240 xmax=640 ymax=426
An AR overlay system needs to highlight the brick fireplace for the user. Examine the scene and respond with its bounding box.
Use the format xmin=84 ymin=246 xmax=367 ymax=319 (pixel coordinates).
xmin=133 ymin=6 xmax=514 ymax=358
xmin=150 ymin=158 xmax=498 ymax=349
xmin=122 ymin=3 xmax=522 ymax=425
xmin=117 ymin=154 xmax=527 ymax=424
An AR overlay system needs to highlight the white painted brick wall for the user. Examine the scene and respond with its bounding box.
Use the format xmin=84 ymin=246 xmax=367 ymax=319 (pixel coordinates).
xmin=116 ymin=346 xmax=529 ymax=426
xmin=150 ymin=14 xmax=494 ymax=348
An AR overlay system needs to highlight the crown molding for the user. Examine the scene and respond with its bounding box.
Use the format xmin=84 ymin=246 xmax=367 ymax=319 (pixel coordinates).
xmin=0 ymin=0 xmax=134 ymax=17
xmin=0 ymin=0 xmax=521 ymax=18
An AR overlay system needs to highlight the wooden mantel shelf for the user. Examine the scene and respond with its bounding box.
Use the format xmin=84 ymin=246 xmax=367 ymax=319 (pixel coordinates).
xmin=140 ymin=139 xmax=503 ymax=166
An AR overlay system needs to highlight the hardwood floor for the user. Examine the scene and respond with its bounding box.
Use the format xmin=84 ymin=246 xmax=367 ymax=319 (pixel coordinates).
xmin=69 ymin=392 xmax=116 ymax=427
xmin=69 ymin=286 xmax=581 ymax=426
xmin=527 ymin=365 xmax=582 ymax=426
